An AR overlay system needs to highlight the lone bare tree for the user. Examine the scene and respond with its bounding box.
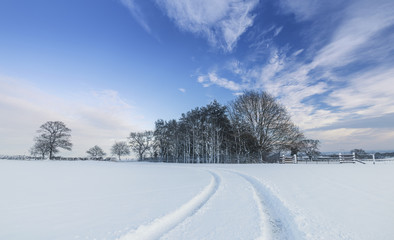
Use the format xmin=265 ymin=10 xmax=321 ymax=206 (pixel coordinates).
xmin=128 ymin=131 xmax=154 ymax=160
xmin=111 ymin=141 xmax=130 ymax=160
xmin=86 ymin=145 xmax=106 ymax=159
xmin=34 ymin=121 xmax=72 ymax=159
xmin=301 ymin=139 xmax=320 ymax=161
xmin=230 ymin=91 xmax=301 ymax=162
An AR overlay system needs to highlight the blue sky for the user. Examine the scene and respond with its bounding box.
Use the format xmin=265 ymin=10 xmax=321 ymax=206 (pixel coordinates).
xmin=1 ymin=0 xmax=394 ymax=156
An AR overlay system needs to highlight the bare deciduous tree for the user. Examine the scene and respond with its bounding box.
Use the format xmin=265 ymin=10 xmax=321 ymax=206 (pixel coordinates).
xmin=230 ymin=91 xmax=301 ymax=162
xmin=301 ymin=139 xmax=320 ymax=161
xmin=86 ymin=145 xmax=106 ymax=159
xmin=30 ymin=139 xmax=50 ymax=159
xmin=34 ymin=121 xmax=72 ymax=159
xmin=128 ymin=131 xmax=154 ymax=160
xmin=282 ymin=124 xmax=305 ymax=155
xmin=111 ymin=142 xmax=130 ymax=160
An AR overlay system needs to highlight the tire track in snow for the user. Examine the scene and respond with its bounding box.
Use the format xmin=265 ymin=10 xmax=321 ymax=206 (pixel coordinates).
xmin=117 ymin=170 xmax=220 ymax=240
xmin=231 ymin=171 xmax=305 ymax=240
xmin=162 ymin=169 xmax=263 ymax=239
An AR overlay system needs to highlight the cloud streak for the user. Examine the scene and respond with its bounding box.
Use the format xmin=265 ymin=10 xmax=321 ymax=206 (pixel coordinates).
xmin=120 ymin=0 xmax=152 ymax=34
xmin=156 ymin=0 xmax=259 ymax=52
xmin=198 ymin=72 xmax=245 ymax=91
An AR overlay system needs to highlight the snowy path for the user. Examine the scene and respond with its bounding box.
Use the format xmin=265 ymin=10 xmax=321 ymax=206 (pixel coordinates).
xmin=161 ymin=169 xmax=263 ymax=239
xmin=119 ymin=167 xmax=304 ymax=240
xmin=118 ymin=171 xmax=220 ymax=240
xmin=232 ymin=171 xmax=304 ymax=240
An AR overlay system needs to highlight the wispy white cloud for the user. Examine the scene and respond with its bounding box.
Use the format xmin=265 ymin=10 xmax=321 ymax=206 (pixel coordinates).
xmin=156 ymin=0 xmax=259 ymax=52
xmin=227 ymin=59 xmax=244 ymax=75
xmin=178 ymin=88 xmax=186 ymax=93
xmin=273 ymin=26 xmax=283 ymax=37
xmin=326 ymin=67 xmax=394 ymax=116
xmin=198 ymin=72 xmax=246 ymax=91
xmin=278 ymin=0 xmax=344 ymax=21
xmin=292 ymin=49 xmax=304 ymax=56
xmin=311 ymin=0 xmax=394 ymax=69
xmin=255 ymin=49 xmax=286 ymax=92
xmin=120 ymin=0 xmax=151 ymax=33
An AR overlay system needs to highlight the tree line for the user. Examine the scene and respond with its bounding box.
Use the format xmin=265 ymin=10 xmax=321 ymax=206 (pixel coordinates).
xmin=30 ymin=91 xmax=320 ymax=163
xmin=152 ymin=91 xmax=319 ymax=163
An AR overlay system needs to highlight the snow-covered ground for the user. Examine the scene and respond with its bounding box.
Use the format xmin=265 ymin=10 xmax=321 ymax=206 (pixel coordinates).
xmin=1 ymin=160 xmax=393 ymax=240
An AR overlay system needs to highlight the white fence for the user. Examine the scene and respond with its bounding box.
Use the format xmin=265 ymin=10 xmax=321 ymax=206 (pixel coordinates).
xmin=282 ymin=153 xmax=377 ymax=164
xmin=281 ymin=154 xmax=297 ymax=164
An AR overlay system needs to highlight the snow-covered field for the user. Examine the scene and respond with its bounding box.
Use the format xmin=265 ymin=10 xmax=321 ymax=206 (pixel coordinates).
xmin=1 ymin=160 xmax=393 ymax=240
